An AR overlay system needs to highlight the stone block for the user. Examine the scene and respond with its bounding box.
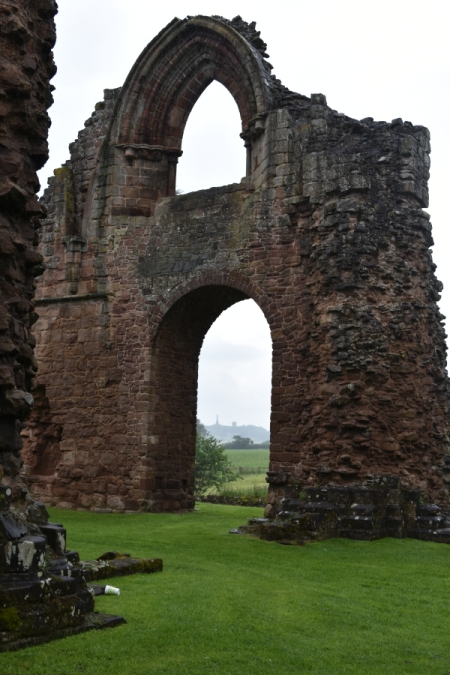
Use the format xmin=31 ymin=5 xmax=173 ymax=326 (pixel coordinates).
xmin=0 ymin=514 xmax=28 ymax=540
xmin=0 ymin=486 xmax=13 ymax=512
xmin=0 ymin=535 xmax=47 ymax=574
xmin=40 ymin=523 xmax=66 ymax=556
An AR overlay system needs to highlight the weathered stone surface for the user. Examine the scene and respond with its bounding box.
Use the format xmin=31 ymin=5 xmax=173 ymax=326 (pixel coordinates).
xmin=0 ymin=466 xmax=160 ymax=650
xmin=1 ymin=612 xmax=126 ymax=653
xmin=78 ymin=551 xmax=163 ymax=582
xmin=0 ymin=1 xmax=141 ymax=651
xmin=39 ymin=522 xmax=66 ymax=555
xmin=0 ymin=513 xmax=28 ymax=540
xmin=22 ymin=15 xmax=450 ymax=513
xmin=0 ymin=450 xmax=95 ymax=648
xmin=0 ymin=0 xmax=56 ymax=482
xmin=236 ymin=477 xmax=450 ymax=546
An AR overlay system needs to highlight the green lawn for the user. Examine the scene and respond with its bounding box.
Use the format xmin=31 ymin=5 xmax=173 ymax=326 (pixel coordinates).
xmin=2 ymin=504 xmax=450 ymax=674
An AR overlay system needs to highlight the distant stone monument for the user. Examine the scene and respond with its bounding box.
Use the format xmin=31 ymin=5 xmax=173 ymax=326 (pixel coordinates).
xmin=22 ymin=16 xmax=449 ymax=523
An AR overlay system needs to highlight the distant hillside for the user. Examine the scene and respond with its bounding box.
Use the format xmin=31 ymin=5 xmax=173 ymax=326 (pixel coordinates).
xmin=205 ymin=420 xmax=269 ymax=443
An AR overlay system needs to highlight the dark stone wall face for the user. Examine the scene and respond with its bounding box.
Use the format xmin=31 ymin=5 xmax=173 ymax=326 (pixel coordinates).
xmin=0 ymin=0 xmax=57 ymax=498
xmin=23 ymin=16 xmax=450 ymax=512
xmin=0 ymin=0 xmax=105 ymax=651
xmin=282 ymin=105 xmax=448 ymax=498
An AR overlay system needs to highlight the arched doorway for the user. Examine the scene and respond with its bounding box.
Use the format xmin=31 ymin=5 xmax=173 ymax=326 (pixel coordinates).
xmin=148 ymin=285 xmax=272 ymax=512
xmin=197 ymin=299 xmax=272 ymax=433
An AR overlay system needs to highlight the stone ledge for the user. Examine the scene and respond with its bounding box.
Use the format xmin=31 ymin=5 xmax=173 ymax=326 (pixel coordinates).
xmin=79 ymin=552 xmax=163 ymax=582
xmin=34 ymin=293 xmax=109 ymax=304
xmin=0 ymin=612 xmax=126 ymax=653
xmin=234 ymin=478 xmax=450 ymax=546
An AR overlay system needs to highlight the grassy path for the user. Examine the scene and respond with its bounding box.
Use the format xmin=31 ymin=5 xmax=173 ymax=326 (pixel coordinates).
xmin=2 ymin=504 xmax=450 ymax=674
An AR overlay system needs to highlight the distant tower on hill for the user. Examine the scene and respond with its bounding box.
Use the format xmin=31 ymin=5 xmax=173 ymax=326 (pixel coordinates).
xmin=216 ymin=414 xmax=219 ymax=424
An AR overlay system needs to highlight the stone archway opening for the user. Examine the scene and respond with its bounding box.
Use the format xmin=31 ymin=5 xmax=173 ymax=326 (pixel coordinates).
xmin=147 ymin=287 xmax=272 ymax=512
xmin=197 ymin=298 xmax=272 ymax=435
xmin=196 ymin=298 xmax=272 ymax=496
xmin=176 ymin=81 xmax=246 ymax=194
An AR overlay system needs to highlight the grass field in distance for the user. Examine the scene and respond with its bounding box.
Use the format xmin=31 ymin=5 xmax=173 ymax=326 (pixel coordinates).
xmin=213 ymin=449 xmax=270 ymax=495
xmin=224 ymin=448 xmax=269 ymax=469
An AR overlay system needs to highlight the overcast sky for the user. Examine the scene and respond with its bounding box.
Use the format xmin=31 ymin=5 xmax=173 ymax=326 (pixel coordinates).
xmin=39 ymin=1 xmax=450 ymax=429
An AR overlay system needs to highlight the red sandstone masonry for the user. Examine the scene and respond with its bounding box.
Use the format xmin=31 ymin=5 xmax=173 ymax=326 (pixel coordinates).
xmin=22 ymin=16 xmax=450 ymax=513
xmin=0 ymin=0 xmax=57 ymax=491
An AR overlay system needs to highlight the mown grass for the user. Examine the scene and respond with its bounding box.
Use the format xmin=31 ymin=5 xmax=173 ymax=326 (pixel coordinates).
xmin=2 ymin=504 xmax=450 ymax=674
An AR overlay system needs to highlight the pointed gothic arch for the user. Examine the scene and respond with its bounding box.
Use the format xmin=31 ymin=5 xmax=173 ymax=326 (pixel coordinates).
xmin=79 ymin=16 xmax=272 ymax=231
xmin=176 ymin=80 xmax=245 ymax=193
xmin=111 ymin=16 xmax=271 ymax=148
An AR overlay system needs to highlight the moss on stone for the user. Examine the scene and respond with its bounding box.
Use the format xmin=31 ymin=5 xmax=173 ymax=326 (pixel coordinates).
xmin=0 ymin=607 xmax=21 ymax=632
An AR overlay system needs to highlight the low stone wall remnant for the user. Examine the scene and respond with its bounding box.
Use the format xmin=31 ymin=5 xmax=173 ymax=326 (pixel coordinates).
xmin=234 ymin=477 xmax=450 ymax=545
xmin=195 ymin=495 xmax=267 ymax=507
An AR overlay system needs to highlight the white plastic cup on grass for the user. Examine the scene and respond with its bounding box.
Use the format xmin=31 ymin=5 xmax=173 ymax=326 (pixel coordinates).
xmin=104 ymin=585 xmax=120 ymax=595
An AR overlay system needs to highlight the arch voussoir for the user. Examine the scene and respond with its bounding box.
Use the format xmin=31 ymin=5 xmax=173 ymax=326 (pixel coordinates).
xmin=112 ymin=16 xmax=271 ymax=149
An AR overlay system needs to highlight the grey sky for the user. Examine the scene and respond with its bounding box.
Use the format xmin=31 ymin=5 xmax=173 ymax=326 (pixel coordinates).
xmin=39 ymin=1 xmax=450 ymax=429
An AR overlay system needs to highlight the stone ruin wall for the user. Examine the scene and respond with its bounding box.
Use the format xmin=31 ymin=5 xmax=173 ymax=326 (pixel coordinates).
xmin=21 ymin=15 xmax=450 ymax=513
xmin=0 ymin=3 xmax=162 ymax=652
xmin=0 ymin=0 xmax=57 ymax=510
xmin=0 ymin=0 xmax=105 ymax=650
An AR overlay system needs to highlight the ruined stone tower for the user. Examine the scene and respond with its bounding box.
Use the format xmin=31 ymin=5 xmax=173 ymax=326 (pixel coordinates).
xmin=22 ymin=15 xmax=450 ymax=513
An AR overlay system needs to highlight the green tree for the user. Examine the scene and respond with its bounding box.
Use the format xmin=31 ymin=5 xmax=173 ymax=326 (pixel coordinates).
xmin=195 ymin=421 xmax=241 ymax=495
xmin=196 ymin=418 xmax=208 ymax=438
xmin=223 ymin=435 xmax=254 ymax=449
